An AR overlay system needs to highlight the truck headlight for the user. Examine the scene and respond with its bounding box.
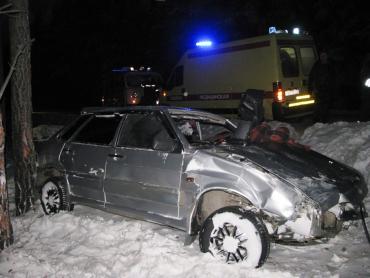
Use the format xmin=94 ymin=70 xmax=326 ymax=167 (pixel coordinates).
xmin=365 ymin=78 xmax=370 ymax=88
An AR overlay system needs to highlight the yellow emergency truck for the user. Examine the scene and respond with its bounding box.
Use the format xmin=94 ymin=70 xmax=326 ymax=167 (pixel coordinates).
xmin=161 ymin=30 xmax=317 ymax=120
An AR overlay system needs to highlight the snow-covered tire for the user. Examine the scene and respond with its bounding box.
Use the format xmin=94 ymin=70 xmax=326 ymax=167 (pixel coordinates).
xmin=40 ymin=178 xmax=73 ymax=215
xmin=199 ymin=207 xmax=270 ymax=268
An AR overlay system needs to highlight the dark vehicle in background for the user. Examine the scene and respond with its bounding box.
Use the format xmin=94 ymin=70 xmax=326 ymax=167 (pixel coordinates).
xmin=102 ymin=67 xmax=163 ymax=106
xmin=36 ymin=106 xmax=367 ymax=268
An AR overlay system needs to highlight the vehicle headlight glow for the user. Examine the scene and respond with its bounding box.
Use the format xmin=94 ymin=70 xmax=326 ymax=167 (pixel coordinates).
xmin=292 ymin=27 xmax=300 ymax=35
xmin=365 ymin=78 xmax=370 ymax=88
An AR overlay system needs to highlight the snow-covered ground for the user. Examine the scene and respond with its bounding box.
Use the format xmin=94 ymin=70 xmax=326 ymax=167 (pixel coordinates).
xmin=1 ymin=121 xmax=370 ymax=278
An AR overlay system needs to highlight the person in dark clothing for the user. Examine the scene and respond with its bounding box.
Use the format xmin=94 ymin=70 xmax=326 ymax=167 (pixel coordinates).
xmin=309 ymin=51 xmax=335 ymax=122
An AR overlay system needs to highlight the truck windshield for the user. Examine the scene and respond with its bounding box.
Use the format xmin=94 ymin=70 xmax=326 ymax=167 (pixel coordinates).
xmin=300 ymin=47 xmax=316 ymax=76
xmin=126 ymin=73 xmax=162 ymax=88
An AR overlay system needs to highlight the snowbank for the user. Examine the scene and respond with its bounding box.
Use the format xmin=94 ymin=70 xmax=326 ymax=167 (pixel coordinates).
xmin=300 ymin=121 xmax=370 ymax=183
xmin=0 ymin=121 xmax=369 ymax=277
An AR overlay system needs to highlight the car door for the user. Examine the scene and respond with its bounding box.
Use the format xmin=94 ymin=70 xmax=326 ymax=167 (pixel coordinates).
xmin=104 ymin=110 xmax=184 ymax=218
xmin=60 ymin=114 xmax=122 ymax=203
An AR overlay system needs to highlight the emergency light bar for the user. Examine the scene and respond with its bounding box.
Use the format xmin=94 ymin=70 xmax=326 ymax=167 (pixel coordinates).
xmin=112 ymin=66 xmax=152 ymax=72
xmin=269 ymin=27 xmax=304 ymax=35
xmin=196 ymin=40 xmax=213 ymax=48
xmin=268 ymin=27 xmax=288 ymax=34
xmin=269 ymin=27 xmax=277 ymax=34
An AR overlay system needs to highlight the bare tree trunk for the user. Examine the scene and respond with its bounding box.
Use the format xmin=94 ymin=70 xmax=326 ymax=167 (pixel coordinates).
xmin=9 ymin=0 xmax=36 ymax=215
xmin=0 ymin=111 xmax=13 ymax=250
xmin=0 ymin=3 xmax=14 ymax=251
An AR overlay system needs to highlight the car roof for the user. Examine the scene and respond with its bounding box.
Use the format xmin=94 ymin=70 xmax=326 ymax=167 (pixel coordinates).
xmin=81 ymin=106 xmax=227 ymax=124
xmin=81 ymin=106 xmax=164 ymax=115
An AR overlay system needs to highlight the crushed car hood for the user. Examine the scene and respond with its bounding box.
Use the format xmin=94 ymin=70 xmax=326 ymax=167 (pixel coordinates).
xmin=214 ymin=142 xmax=368 ymax=210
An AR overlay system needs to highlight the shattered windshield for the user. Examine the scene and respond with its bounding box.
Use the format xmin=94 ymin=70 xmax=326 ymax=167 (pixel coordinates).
xmin=172 ymin=117 xmax=233 ymax=145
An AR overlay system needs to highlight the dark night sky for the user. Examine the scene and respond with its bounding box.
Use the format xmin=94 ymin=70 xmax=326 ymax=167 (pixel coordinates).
xmin=1 ymin=0 xmax=370 ymax=111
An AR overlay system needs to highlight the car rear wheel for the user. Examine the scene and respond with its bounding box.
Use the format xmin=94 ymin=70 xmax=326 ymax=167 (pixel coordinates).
xmin=199 ymin=207 xmax=270 ymax=268
xmin=40 ymin=179 xmax=73 ymax=215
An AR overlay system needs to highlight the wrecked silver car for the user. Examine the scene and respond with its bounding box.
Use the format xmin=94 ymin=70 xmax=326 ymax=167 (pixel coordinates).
xmin=36 ymin=106 xmax=368 ymax=268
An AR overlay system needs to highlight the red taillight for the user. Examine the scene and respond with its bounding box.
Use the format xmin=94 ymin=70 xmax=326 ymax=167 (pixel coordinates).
xmin=127 ymin=90 xmax=139 ymax=105
xmin=273 ymin=81 xmax=286 ymax=103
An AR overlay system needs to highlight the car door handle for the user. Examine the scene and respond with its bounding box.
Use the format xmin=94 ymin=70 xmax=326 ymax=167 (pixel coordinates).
xmin=63 ymin=148 xmax=74 ymax=155
xmin=108 ymin=153 xmax=124 ymax=159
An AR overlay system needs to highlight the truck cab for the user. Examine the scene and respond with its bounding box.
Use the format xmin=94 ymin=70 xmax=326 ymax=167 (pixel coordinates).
xmin=102 ymin=67 xmax=163 ymax=106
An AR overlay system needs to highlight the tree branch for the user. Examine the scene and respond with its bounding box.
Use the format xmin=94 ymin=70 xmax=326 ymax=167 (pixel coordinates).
xmin=0 ymin=3 xmax=25 ymax=14
xmin=0 ymin=44 xmax=27 ymax=101
xmin=0 ymin=4 xmax=12 ymax=11
xmin=0 ymin=10 xmax=26 ymax=15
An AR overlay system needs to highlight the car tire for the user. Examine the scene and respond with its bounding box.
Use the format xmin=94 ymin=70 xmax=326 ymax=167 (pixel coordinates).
xmin=199 ymin=206 xmax=270 ymax=268
xmin=40 ymin=178 xmax=73 ymax=215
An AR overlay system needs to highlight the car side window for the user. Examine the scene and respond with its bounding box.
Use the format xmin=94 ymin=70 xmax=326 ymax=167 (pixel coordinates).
xmin=72 ymin=115 xmax=122 ymax=145
xmin=118 ymin=112 xmax=175 ymax=149
xmin=59 ymin=115 xmax=91 ymax=141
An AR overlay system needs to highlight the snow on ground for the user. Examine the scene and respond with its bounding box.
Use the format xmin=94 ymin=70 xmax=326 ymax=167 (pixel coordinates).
xmin=1 ymin=122 xmax=370 ymax=278
xmin=300 ymin=121 xmax=370 ymax=183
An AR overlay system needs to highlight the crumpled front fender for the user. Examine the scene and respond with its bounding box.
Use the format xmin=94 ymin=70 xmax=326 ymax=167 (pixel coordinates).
xmin=184 ymin=150 xmax=303 ymax=232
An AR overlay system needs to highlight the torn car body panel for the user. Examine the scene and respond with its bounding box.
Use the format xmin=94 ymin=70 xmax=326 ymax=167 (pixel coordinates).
xmin=182 ymin=149 xmax=301 ymax=218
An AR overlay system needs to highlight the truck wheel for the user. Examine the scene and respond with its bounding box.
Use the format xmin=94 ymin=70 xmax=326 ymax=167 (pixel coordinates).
xmin=40 ymin=178 xmax=73 ymax=215
xmin=199 ymin=207 xmax=270 ymax=267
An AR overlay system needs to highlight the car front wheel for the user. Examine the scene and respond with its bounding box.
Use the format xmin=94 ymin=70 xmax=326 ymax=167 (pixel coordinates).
xmin=40 ymin=179 xmax=72 ymax=215
xmin=199 ymin=207 xmax=270 ymax=268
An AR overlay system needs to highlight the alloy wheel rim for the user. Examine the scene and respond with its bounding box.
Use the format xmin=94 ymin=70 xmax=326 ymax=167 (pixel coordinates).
xmin=210 ymin=222 xmax=248 ymax=263
xmin=42 ymin=183 xmax=60 ymax=214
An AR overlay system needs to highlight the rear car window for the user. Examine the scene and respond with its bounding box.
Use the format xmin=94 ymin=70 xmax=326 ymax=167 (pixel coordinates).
xmin=118 ymin=112 xmax=174 ymax=149
xmin=72 ymin=115 xmax=122 ymax=145
xmin=280 ymin=47 xmax=299 ymax=77
xmin=300 ymin=47 xmax=316 ymax=76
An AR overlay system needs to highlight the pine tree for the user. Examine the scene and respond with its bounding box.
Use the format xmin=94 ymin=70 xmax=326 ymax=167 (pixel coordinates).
xmin=8 ymin=0 xmax=36 ymax=215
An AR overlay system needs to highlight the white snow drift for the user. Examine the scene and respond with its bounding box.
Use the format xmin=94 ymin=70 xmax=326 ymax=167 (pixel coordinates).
xmin=0 ymin=121 xmax=369 ymax=278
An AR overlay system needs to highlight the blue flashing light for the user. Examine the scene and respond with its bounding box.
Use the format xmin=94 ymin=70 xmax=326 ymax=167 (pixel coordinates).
xmin=269 ymin=26 xmax=277 ymax=34
xmin=196 ymin=40 xmax=213 ymax=48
